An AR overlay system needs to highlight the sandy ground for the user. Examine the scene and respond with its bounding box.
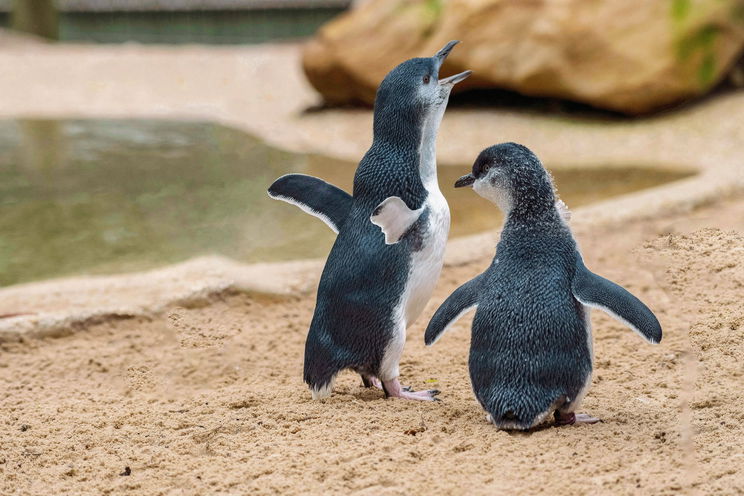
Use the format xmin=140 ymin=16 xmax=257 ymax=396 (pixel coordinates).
xmin=1 ymin=196 xmax=742 ymax=495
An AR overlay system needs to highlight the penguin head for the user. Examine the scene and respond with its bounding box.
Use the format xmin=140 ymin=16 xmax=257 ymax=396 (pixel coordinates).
xmin=455 ymin=143 xmax=556 ymax=217
xmin=372 ymin=41 xmax=471 ymax=142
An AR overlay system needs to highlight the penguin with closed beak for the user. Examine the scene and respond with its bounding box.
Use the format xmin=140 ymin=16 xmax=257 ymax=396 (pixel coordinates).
xmin=269 ymin=41 xmax=471 ymax=400
xmin=425 ymin=143 xmax=662 ymax=428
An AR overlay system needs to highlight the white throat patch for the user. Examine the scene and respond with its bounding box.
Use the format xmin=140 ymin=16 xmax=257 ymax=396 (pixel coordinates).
xmin=418 ymin=87 xmax=450 ymax=186
xmin=473 ymin=178 xmax=513 ymax=215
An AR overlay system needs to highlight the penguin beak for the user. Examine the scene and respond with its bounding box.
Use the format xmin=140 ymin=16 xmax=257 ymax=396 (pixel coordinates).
xmin=454 ymin=173 xmax=475 ymax=188
xmin=434 ymin=40 xmax=460 ymax=63
xmin=439 ymin=70 xmax=472 ymax=86
xmin=434 ymin=40 xmax=472 ymax=86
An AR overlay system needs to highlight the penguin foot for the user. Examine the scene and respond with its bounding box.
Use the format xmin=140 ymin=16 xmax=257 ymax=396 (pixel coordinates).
xmin=554 ymin=411 xmax=601 ymax=426
xmin=396 ymin=389 xmax=441 ymax=401
xmin=574 ymin=413 xmax=601 ymax=424
xmin=382 ymin=378 xmax=441 ymax=402
xmin=361 ymin=375 xmax=383 ymax=389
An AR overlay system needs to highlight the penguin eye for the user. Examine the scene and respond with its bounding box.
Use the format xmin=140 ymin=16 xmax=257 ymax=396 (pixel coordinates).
xmin=423 ymin=74 xmax=431 ymax=84
xmin=482 ymin=163 xmax=492 ymax=174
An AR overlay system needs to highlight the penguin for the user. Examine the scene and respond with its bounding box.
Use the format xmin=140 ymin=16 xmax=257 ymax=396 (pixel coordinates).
xmin=268 ymin=41 xmax=471 ymax=400
xmin=424 ymin=143 xmax=662 ymax=428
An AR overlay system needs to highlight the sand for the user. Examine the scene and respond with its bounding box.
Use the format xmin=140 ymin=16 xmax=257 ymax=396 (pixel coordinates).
xmin=1 ymin=196 xmax=742 ymax=495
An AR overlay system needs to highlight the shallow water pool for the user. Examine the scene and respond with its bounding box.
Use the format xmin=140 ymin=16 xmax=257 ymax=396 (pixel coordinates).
xmin=0 ymin=119 xmax=691 ymax=286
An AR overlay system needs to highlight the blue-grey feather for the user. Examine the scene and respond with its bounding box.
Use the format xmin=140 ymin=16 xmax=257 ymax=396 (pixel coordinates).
xmin=268 ymin=174 xmax=353 ymax=232
xmin=427 ymin=142 xmax=661 ymax=429
xmin=572 ymin=257 xmax=662 ymax=343
xmin=468 ymin=215 xmax=591 ymax=430
xmin=424 ymin=274 xmax=483 ymax=345
xmin=300 ymin=56 xmax=442 ymax=390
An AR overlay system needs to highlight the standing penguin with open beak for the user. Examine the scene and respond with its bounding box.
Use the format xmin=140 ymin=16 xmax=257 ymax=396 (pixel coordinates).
xmin=425 ymin=143 xmax=662 ymax=428
xmin=268 ymin=41 xmax=471 ymax=400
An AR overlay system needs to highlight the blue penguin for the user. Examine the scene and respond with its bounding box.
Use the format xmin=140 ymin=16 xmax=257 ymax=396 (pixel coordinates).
xmin=268 ymin=41 xmax=471 ymax=400
xmin=424 ymin=143 xmax=662 ymax=428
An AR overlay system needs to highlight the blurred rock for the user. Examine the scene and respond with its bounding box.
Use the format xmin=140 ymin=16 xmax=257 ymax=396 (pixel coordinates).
xmin=729 ymin=55 xmax=744 ymax=87
xmin=302 ymin=0 xmax=744 ymax=114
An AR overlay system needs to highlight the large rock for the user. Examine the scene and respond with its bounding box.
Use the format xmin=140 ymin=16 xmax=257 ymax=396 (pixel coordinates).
xmin=303 ymin=0 xmax=744 ymax=114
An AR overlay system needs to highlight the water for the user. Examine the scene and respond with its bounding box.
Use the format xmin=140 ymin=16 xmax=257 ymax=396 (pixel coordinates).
xmin=0 ymin=8 xmax=345 ymax=44
xmin=0 ymin=119 xmax=691 ymax=287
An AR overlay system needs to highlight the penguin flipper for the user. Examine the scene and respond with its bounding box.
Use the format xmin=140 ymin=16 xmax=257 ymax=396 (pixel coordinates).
xmin=424 ymin=275 xmax=483 ymax=346
xmin=370 ymin=196 xmax=424 ymax=244
xmin=268 ymin=174 xmax=352 ymax=234
xmin=572 ymin=257 xmax=662 ymax=344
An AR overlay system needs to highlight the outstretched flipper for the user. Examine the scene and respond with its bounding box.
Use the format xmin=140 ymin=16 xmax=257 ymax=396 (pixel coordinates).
xmin=370 ymin=196 xmax=424 ymax=245
xmin=424 ymin=275 xmax=483 ymax=346
xmin=268 ymin=174 xmax=352 ymax=234
xmin=572 ymin=256 xmax=662 ymax=344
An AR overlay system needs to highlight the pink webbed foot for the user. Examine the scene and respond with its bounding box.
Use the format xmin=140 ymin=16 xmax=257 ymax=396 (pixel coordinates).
xmin=574 ymin=413 xmax=601 ymax=424
xmin=554 ymin=411 xmax=601 ymax=426
xmin=382 ymin=378 xmax=440 ymax=401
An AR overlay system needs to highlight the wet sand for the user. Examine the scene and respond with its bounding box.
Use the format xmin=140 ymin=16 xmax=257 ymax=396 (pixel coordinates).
xmin=1 ymin=197 xmax=742 ymax=495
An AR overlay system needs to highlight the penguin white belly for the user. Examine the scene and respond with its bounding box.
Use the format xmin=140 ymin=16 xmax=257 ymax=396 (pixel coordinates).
xmin=378 ymin=186 xmax=450 ymax=381
xmin=404 ymin=187 xmax=450 ymax=325
xmin=377 ymin=97 xmax=450 ymax=382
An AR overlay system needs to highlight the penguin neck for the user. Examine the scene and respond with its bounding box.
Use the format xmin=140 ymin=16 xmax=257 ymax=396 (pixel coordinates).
xmin=502 ymin=171 xmax=558 ymax=225
xmin=418 ymin=103 xmax=446 ymax=189
xmin=372 ymin=105 xmax=423 ymax=151
xmin=505 ymin=196 xmax=558 ymax=226
xmin=371 ymin=104 xmax=443 ymax=190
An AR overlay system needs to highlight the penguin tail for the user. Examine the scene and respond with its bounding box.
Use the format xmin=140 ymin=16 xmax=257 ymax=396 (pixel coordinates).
xmin=303 ymin=340 xmax=340 ymax=401
xmin=488 ymin=394 xmax=569 ymax=430
xmin=487 ymin=409 xmax=534 ymax=431
xmin=307 ymin=376 xmax=336 ymax=400
xmin=304 ymin=368 xmax=337 ymax=400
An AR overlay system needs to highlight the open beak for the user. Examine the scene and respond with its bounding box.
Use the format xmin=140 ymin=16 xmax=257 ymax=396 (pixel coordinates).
xmin=454 ymin=173 xmax=475 ymax=188
xmin=435 ymin=40 xmax=460 ymax=64
xmin=434 ymin=40 xmax=472 ymax=86
xmin=439 ymin=70 xmax=472 ymax=86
